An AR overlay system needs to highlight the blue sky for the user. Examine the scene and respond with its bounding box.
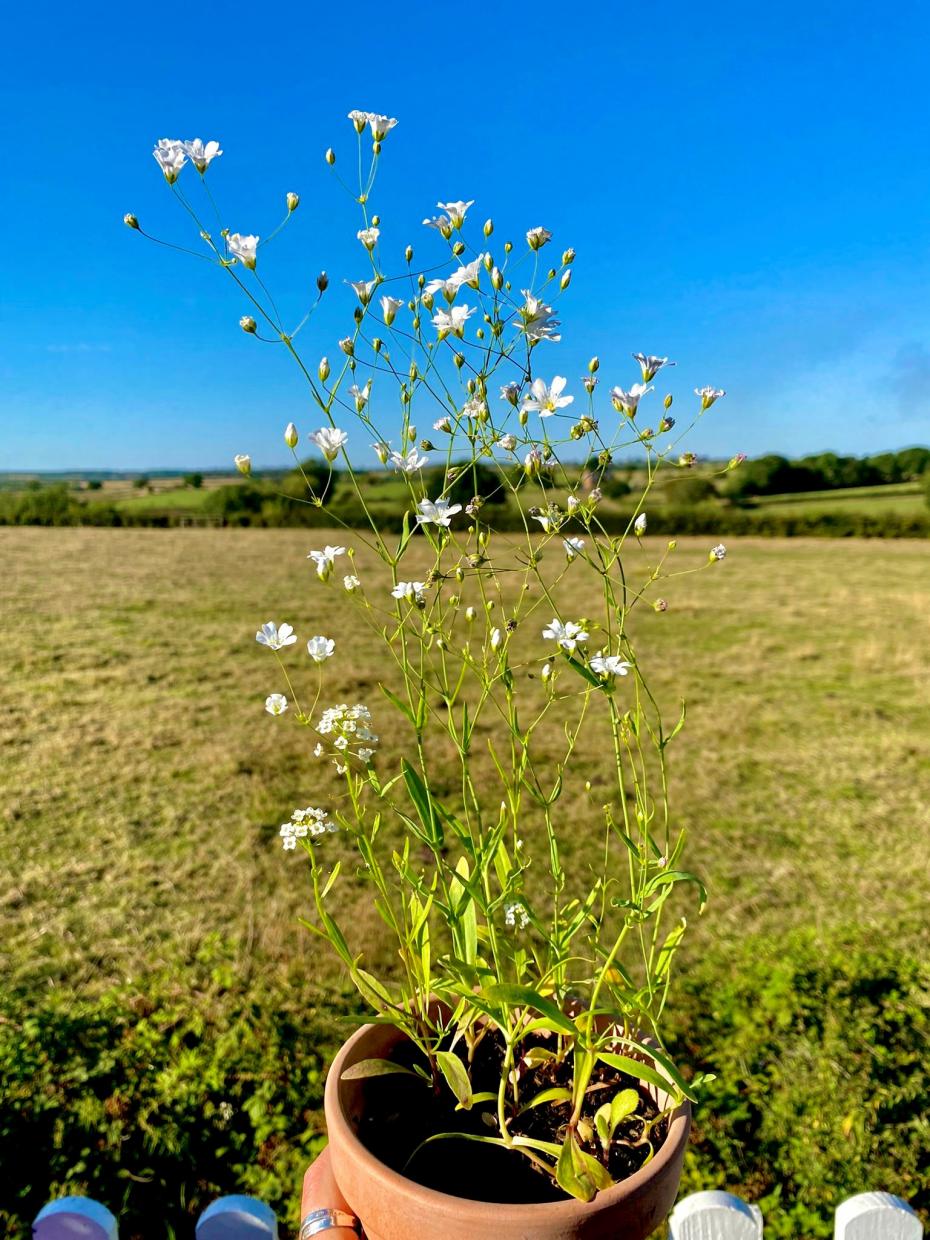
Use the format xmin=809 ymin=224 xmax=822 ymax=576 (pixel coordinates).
xmin=3 ymin=0 xmax=930 ymax=470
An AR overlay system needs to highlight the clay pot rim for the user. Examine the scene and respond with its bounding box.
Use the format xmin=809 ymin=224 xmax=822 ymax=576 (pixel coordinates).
xmin=324 ymin=1018 xmax=692 ymax=1221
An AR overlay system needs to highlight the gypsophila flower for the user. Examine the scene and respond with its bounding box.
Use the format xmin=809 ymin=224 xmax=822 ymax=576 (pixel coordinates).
xmin=316 ymin=703 xmax=379 ymax=761
xmin=432 ymin=304 xmax=475 ymax=337
xmin=710 ymin=543 xmax=727 ymax=561
xmin=184 ymin=138 xmax=222 ymax=173
xmin=611 ymin=384 xmax=652 ymax=416
xmin=422 ymin=213 xmax=452 ymax=235
xmin=633 ymin=354 xmax=676 ymax=382
xmin=436 ymin=200 xmax=474 ymax=228
xmin=522 ymin=376 xmax=573 ymax=418
xmin=500 ymin=382 xmax=521 ymax=406
xmin=416 ymin=497 xmax=463 ymax=528
xmin=372 ymin=441 xmax=391 ymax=465
xmin=279 ymin=805 xmax=337 ymax=850
xmin=634 ymin=512 xmax=647 ymax=536
xmin=541 ymin=662 xmax=553 ymax=682
xmin=390 ymin=448 xmax=429 ymax=472
xmin=228 ymin=233 xmax=259 ymax=269
xmin=358 ymin=227 xmax=380 ymax=250
xmin=284 ymin=422 xmax=299 ymax=448
xmin=448 ymin=256 xmax=483 ymax=290
xmin=490 ymin=627 xmax=502 ymax=651
xmin=309 ymin=427 xmax=348 ymax=462
xmin=695 ymin=386 xmax=726 ymax=409
xmin=563 ymin=537 xmax=585 ymax=561
xmin=392 ymin=581 xmax=426 ymax=604
xmin=381 ymin=295 xmax=404 ymax=325
xmin=590 ymin=653 xmax=633 ymax=679
xmin=307 ymin=544 xmax=346 ymax=581
xmin=307 ymin=635 xmax=336 ymax=663
xmin=433 ymin=416 xmax=452 ymax=433
xmin=542 ymin=618 xmax=589 ymax=652
xmin=368 ymin=113 xmax=398 ymax=140
xmin=343 ymin=575 xmax=361 ymax=592
xmin=524 ymin=447 xmax=544 ymax=477
xmin=265 ymin=693 xmax=288 ymax=715
xmin=153 ymin=139 xmax=186 ymax=183
xmin=256 ymin=622 xmax=297 ymax=650
xmin=234 ymin=454 xmax=251 ymax=475
xmin=519 ymin=291 xmax=561 ymax=342
xmin=504 ymin=902 xmax=530 ymax=930
xmin=348 ymin=109 xmax=369 ymax=133
xmin=583 ymin=375 xmax=598 ymax=393
xmin=461 ymin=397 xmax=487 ymax=420
xmin=526 ymin=226 xmax=552 ymax=250
xmin=348 ymin=278 xmax=377 ymax=305
xmin=348 ymin=381 xmax=371 ymax=412
xmin=498 ymin=433 xmax=518 ymax=451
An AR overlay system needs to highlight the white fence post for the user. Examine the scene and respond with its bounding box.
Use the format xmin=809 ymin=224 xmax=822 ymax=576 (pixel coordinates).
xmin=668 ymin=1191 xmax=764 ymax=1239
xmin=33 ymin=1197 xmax=118 ymax=1239
xmin=834 ymin=1192 xmax=923 ymax=1239
xmin=195 ymin=1194 xmax=278 ymax=1238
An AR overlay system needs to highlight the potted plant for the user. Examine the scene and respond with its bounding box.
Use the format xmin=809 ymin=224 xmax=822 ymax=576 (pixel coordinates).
xmin=130 ymin=112 xmax=735 ymax=1240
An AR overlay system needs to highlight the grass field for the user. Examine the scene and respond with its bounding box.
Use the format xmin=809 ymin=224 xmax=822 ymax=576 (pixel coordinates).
xmin=751 ymin=480 xmax=926 ymax=516
xmin=2 ymin=528 xmax=929 ymax=1237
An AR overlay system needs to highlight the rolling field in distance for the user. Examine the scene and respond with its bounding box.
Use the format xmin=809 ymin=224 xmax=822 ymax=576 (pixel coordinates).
xmin=1 ymin=528 xmax=928 ymax=1237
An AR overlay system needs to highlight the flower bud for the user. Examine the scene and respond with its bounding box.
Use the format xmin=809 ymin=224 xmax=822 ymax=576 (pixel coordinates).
xmin=728 ymin=453 xmax=747 ymax=470
xmin=560 ymin=270 xmax=572 ymax=290
xmin=562 ymin=248 xmax=576 ymax=265
xmin=325 ymin=148 xmax=336 ymax=165
xmin=588 ymin=356 xmax=599 ymax=373
xmin=659 ymin=416 xmax=676 ymax=432
xmin=483 ymin=218 xmax=494 ymax=237
xmin=339 ymin=337 xmax=354 ymax=356
xmin=407 ymin=426 xmax=417 ymax=441
xmin=405 ymin=245 xmax=413 ymax=263
xmin=504 ymin=241 xmax=513 ymax=253
xmin=465 ymin=605 xmax=475 ymax=621
xmin=541 ymin=662 xmax=552 ymax=681
xmin=667 ymin=539 xmax=678 ymax=552
xmin=654 ymin=598 xmax=669 ymax=613
xmin=452 ymin=241 xmax=465 ymax=256
xmin=373 ymin=441 xmax=390 ymax=464
xmin=499 ymin=433 xmax=517 ymax=451
xmin=664 ymin=393 xmax=673 ymax=410
xmin=319 ymin=357 xmax=331 ymax=382
xmin=456 ymin=566 xmax=466 ymax=583
xmin=453 ymin=353 xmax=465 ymax=370
xmin=234 ymin=454 xmax=251 ymax=476
xmin=317 ymin=271 xmax=329 ymax=293
xmin=240 ymin=315 xmax=257 ymax=334
xmin=286 ymin=192 xmax=300 ymax=212
xmin=284 ymin=422 xmax=299 ymax=449
xmin=519 ymin=408 xmax=529 ymax=426
xmin=373 ymin=337 xmax=383 ymax=353
xmin=491 ymin=266 xmax=503 ymax=291
xmin=420 ymin=439 xmax=435 ymax=451
xmin=123 ymin=213 xmax=140 ymax=230
xmin=483 ymin=252 xmax=493 ymax=271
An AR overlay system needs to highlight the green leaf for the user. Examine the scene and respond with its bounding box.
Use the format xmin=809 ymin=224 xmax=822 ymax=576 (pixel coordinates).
xmin=435 ymin=1050 xmax=473 ymax=1110
xmin=320 ymin=861 xmax=341 ymax=899
xmin=483 ymin=984 xmax=576 ymax=1036
xmin=556 ymin=1132 xmax=613 ymax=1202
xmin=449 ymin=856 xmax=477 ymax=967
xmin=611 ymin=1088 xmax=640 ymax=1126
xmin=597 ymin=1052 xmax=677 ymax=1099
xmin=518 ymin=1086 xmax=572 ymax=1114
xmin=403 ymin=759 xmax=443 ymax=848
xmin=643 ymin=869 xmax=707 ymax=911
xmin=378 ymin=683 xmax=415 ymax=727
xmin=341 ymin=1058 xmax=424 ymax=1082
xmin=521 ymin=1046 xmax=558 ymax=1069
xmin=563 ymin=654 xmax=602 ymax=688
xmin=594 ymin=1103 xmax=612 ymax=1149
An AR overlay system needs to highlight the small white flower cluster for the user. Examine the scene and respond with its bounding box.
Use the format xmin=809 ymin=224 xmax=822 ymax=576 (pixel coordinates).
xmin=504 ymin=902 xmax=530 ymax=931
xmin=153 ymin=137 xmax=222 ymax=183
xmin=315 ymin=703 xmax=379 ymax=767
xmin=279 ymin=805 xmax=337 ymax=851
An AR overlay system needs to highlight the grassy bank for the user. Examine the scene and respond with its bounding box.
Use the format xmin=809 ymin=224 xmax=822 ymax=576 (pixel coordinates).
xmin=1 ymin=529 xmax=928 ymax=1237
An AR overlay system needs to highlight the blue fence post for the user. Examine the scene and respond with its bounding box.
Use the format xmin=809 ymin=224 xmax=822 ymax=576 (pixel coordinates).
xmin=33 ymin=1197 xmax=119 ymax=1240
xmin=196 ymin=1195 xmax=278 ymax=1239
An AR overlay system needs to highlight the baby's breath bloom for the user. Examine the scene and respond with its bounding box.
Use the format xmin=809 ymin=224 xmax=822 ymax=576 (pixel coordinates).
xmin=542 ymin=618 xmax=589 ymax=652
xmin=343 ymin=574 xmax=361 ymax=592
xmin=234 ymin=454 xmax=251 ymax=475
xmin=309 ymin=427 xmax=348 ymax=462
xmin=632 ymin=353 xmax=675 ymax=382
xmin=448 ymin=256 xmax=483 ymax=290
xmin=432 ymin=304 xmax=475 ymax=338
xmin=563 ymin=537 xmax=585 ymax=561
xmin=490 ymin=627 xmax=502 ymax=651
xmin=611 ymin=384 xmax=652 ymax=416
xmin=279 ymin=805 xmax=337 ymax=850
xmin=316 ymin=703 xmax=379 ymax=762
xmin=228 ymin=233 xmax=259 ymax=269
xmin=368 ymin=113 xmax=398 ymax=140
xmin=590 ymin=653 xmax=633 ymax=679
xmin=498 ymin=433 xmax=518 ymax=451
xmin=422 ymin=213 xmax=452 ymax=236
xmin=307 ymin=635 xmax=336 ymax=662
xmin=415 ymin=497 xmax=462 ymax=528
xmin=696 ymin=386 xmax=726 ymax=409
xmin=307 ymin=545 xmax=346 ymax=581
xmin=256 ymin=622 xmax=297 ymax=650
xmin=522 ymin=376 xmax=573 ymax=418
xmin=500 ymin=382 xmax=521 ymax=406
xmin=372 ymin=441 xmax=391 ymax=465
xmin=183 ymin=138 xmax=222 ymax=173
xmin=390 ymin=447 xmax=429 ymax=473
xmin=634 ymin=512 xmax=647 ymax=536
xmin=380 ymin=295 xmax=404 ymax=325
xmin=436 ymin=200 xmax=474 ymax=229
xmin=526 ymin=226 xmax=552 ymax=250
xmin=153 ymin=138 xmax=186 ymax=183
xmin=504 ymin=902 xmax=530 ymax=930
xmin=240 ymin=315 xmax=257 ymax=333
xmin=348 ymin=381 xmax=371 ymax=412
xmin=348 ymin=109 xmax=369 ymax=133
xmin=541 ymin=662 xmax=553 ymax=682
xmin=524 ymin=447 xmax=544 ymax=477
xmin=392 ymin=580 xmax=426 ymax=603
xmin=284 ymin=422 xmax=298 ymax=449
xmin=461 ymin=397 xmax=487 ymax=420
xmin=348 ymin=278 xmax=377 ymax=305
xmin=433 ymin=416 xmax=452 ymax=433
xmin=357 ymin=227 xmax=380 ymax=250
xmin=265 ymin=693 xmax=288 ymax=715
xmin=519 ymin=291 xmax=561 ymax=342
xmin=710 ymin=543 xmax=727 ymax=561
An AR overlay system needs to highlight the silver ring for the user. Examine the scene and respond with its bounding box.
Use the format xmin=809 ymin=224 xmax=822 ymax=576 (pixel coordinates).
xmin=299 ymin=1207 xmax=361 ymax=1238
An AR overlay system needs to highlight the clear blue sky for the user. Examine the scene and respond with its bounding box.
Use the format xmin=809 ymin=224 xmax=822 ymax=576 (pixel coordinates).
xmin=3 ymin=0 xmax=929 ymax=470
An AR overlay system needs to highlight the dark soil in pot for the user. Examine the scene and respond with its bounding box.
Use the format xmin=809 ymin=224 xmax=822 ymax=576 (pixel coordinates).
xmin=355 ymin=1028 xmax=670 ymax=1204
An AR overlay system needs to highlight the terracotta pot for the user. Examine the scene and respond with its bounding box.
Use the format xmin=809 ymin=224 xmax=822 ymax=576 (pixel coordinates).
xmin=324 ymin=1018 xmax=691 ymax=1240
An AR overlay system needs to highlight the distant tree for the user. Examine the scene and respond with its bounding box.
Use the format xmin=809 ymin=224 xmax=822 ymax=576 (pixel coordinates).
xmin=866 ymin=453 xmax=904 ymax=485
xmin=133 ymin=475 xmax=150 ymax=489
xmin=183 ymin=472 xmax=204 ymax=489
xmin=86 ymin=479 xmax=103 ymax=491
xmin=896 ymin=446 xmax=930 ymax=479
xmin=665 ymin=476 xmax=717 ymax=505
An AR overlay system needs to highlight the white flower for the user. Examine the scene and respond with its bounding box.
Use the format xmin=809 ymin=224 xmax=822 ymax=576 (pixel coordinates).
xmin=436 ymin=200 xmax=474 ymax=228
xmin=498 ymin=433 xmax=518 ymax=451
xmin=590 ymin=653 xmax=633 ymax=679
xmin=519 ymin=291 xmax=561 ymax=342
xmin=348 ymin=381 xmax=371 ymax=412
xmin=307 ymin=544 xmax=346 ymax=581
xmin=153 ymin=138 xmax=186 ymax=183
xmin=541 ymin=662 xmax=552 ymax=682
xmin=526 ymin=226 xmax=552 ymax=250
xmin=462 ymin=397 xmax=487 ymax=420
xmin=522 ymin=376 xmax=573 ymax=418
xmin=422 ymin=213 xmax=452 ymax=234
xmin=433 ymin=416 xmax=452 ymax=432
xmin=357 ymin=227 xmax=380 ymax=250
xmin=358 ymin=747 xmax=375 ymax=762
xmin=489 ymin=627 xmax=502 ymax=651
xmin=390 ymin=448 xmax=429 ymax=472
xmin=348 ymin=278 xmax=378 ymax=305
xmin=343 ymin=575 xmax=361 ymax=592
xmin=634 ymin=512 xmax=647 ymax=536
xmin=465 ymin=606 xmax=476 ymax=622
xmin=415 ymin=497 xmax=463 ymax=528
xmin=542 ymin=618 xmax=589 ymax=652
xmin=373 ymin=441 xmax=391 ymax=464
xmin=632 ymin=353 xmax=675 ymax=382
xmin=524 ymin=447 xmax=544 ymax=477
xmin=380 ymin=295 xmax=405 ymax=325
xmin=504 ymin=902 xmax=530 ymax=930
xmin=423 ymin=276 xmax=460 ymax=302
xmin=256 ymin=622 xmax=297 ymax=651
xmin=448 ymin=256 xmax=483 ymax=290
xmin=368 ymin=113 xmax=398 ymax=140
xmin=710 ymin=543 xmax=727 ymax=561
xmin=234 ymin=454 xmax=251 ymax=475
xmin=309 ymin=427 xmax=348 ymax=462
xmin=183 ymin=138 xmax=222 ymax=173
xmin=265 ymin=693 xmax=288 ymax=715
xmin=347 ymin=109 xmax=370 ymax=132
xmin=391 ymin=580 xmax=426 ymax=603
xmin=499 ymin=382 xmax=521 ymax=406
xmin=228 ymin=233 xmax=259 ymax=270
xmin=432 ymin=304 xmax=475 ymax=337
xmin=696 ymin=386 xmax=727 ymax=409
xmin=563 ymin=537 xmax=585 ymax=561
xmin=307 ymin=635 xmax=336 ymax=663
xmin=284 ymin=422 xmax=299 ymax=449
xmin=611 ymin=384 xmax=652 ymax=416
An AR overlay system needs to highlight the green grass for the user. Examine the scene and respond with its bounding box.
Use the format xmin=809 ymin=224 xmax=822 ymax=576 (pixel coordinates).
xmin=752 ymin=480 xmax=925 ymax=516
xmin=113 ymin=486 xmax=216 ymax=514
xmin=1 ymin=529 xmax=928 ymax=1236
